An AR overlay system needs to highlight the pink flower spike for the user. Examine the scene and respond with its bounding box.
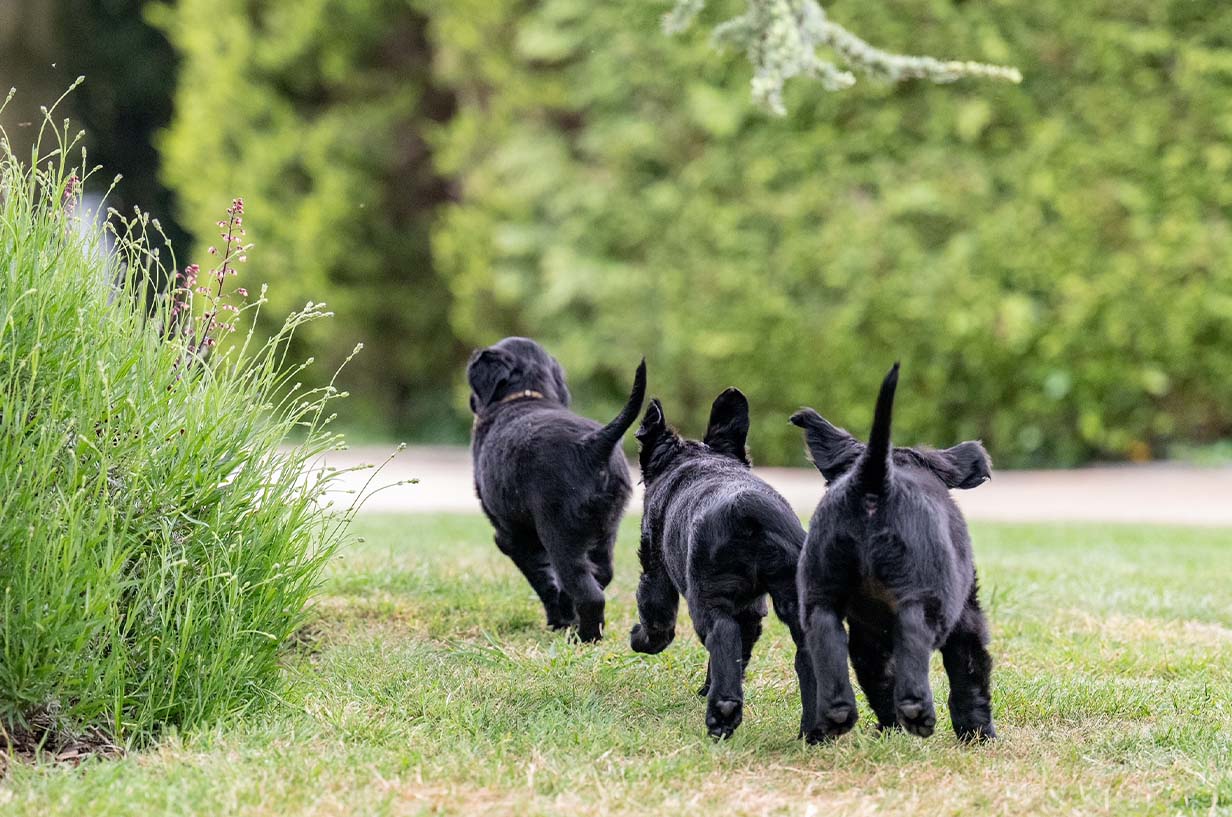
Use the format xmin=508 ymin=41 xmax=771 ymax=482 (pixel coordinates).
xmin=207 ymin=246 xmax=217 ymax=255
xmin=236 ymin=288 xmax=248 ymax=297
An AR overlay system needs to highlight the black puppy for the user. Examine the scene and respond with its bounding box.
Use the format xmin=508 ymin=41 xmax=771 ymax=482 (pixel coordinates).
xmin=791 ymin=364 xmax=996 ymax=743
xmin=630 ymin=389 xmax=812 ymax=739
xmin=468 ymin=337 xmax=646 ymax=642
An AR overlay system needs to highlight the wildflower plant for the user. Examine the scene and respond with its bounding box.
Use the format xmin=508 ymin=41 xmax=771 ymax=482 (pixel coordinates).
xmin=667 ymin=0 xmax=1022 ymax=114
xmin=0 ymin=89 xmax=380 ymax=753
xmin=165 ymin=197 xmax=251 ymax=374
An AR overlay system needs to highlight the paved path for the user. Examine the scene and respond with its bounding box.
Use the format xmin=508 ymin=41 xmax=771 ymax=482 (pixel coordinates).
xmin=317 ymin=446 xmax=1232 ymax=527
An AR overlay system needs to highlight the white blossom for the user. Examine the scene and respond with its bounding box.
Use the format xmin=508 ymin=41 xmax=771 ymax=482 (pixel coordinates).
xmin=666 ymin=0 xmax=1021 ymax=115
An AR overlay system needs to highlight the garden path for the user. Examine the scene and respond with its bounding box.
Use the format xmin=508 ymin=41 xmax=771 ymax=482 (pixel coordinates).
xmin=317 ymin=446 xmax=1232 ymax=526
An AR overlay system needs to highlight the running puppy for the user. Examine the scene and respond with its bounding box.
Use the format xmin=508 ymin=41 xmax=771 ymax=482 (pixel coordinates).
xmin=791 ymin=363 xmax=996 ymax=743
xmin=468 ymin=337 xmax=646 ymax=642
xmin=631 ymin=389 xmax=812 ymax=739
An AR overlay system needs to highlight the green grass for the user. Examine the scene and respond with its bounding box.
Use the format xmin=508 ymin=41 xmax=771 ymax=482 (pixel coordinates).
xmin=3 ymin=514 xmax=1230 ymax=816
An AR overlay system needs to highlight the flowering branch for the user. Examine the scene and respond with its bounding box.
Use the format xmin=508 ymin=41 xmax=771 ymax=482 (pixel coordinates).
xmin=666 ymin=0 xmax=1022 ymax=115
xmin=168 ymin=197 xmax=252 ymax=376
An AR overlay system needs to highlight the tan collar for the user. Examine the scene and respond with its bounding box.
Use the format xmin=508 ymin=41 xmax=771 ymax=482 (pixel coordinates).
xmin=473 ymin=390 xmax=545 ymax=432
xmin=499 ymin=389 xmax=544 ymax=404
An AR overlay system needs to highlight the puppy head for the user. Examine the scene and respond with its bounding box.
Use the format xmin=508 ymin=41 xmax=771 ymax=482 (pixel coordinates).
xmin=789 ymin=408 xmax=863 ymax=483
xmin=703 ymin=388 xmax=750 ymax=465
xmin=466 ymin=337 xmax=571 ymax=413
xmin=903 ymin=441 xmax=992 ymax=490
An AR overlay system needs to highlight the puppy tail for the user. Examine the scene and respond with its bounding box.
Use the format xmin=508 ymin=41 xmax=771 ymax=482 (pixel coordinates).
xmin=585 ymin=358 xmax=647 ymax=458
xmin=856 ymin=362 xmax=899 ymax=495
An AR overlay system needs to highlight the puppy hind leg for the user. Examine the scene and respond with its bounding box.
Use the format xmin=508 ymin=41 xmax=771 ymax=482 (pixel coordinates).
xmin=802 ymin=603 xmax=858 ymax=743
xmin=701 ymin=606 xmax=762 ymax=699
xmin=556 ymin=559 xmax=606 ymax=643
xmin=701 ymin=612 xmax=745 ymax=739
xmin=941 ymin=595 xmax=996 ymax=743
xmin=848 ymin=621 xmax=897 ymax=732
xmin=736 ymin=605 xmax=764 ymax=675
xmin=588 ymin=539 xmax=616 ymax=590
xmin=768 ymin=581 xmax=818 ymax=740
xmin=892 ymin=603 xmax=938 ymax=738
xmin=495 ymin=530 xmax=570 ymax=630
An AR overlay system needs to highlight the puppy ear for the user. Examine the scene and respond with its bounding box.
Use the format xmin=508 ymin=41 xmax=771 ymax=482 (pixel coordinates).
xmin=466 ymin=347 xmax=515 ymax=411
xmin=635 ymin=399 xmax=665 ymax=443
xmin=704 ymin=388 xmax=750 ymax=464
xmin=789 ymin=408 xmax=864 ymax=482
xmin=918 ymin=440 xmax=992 ymax=489
xmin=549 ymin=356 xmax=571 ymax=407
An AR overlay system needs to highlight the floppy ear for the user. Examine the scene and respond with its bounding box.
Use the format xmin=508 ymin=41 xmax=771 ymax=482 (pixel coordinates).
xmin=466 ymin=347 xmax=515 ymax=411
xmin=789 ymin=408 xmax=864 ymax=483
xmin=904 ymin=441 xmax=991 ymax=489
xmin=926 ymin=440 xmax=992 ymax=489
xmin=549 ymin=356 xmax=571 ymax=407
xmin=635 ymin=399 xmax=665 ymax=444
xmin=704 ymin=388 xmax=750 ymax=464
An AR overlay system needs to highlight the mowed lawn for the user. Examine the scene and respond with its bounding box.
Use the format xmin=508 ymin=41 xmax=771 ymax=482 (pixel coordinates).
xmin=4 ymin=514 xmax=1231 ymax=816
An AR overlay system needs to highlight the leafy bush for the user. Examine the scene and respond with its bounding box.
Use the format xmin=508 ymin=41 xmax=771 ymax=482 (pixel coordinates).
xmin=430 ymin=0 xmax=1232 ymax=466
xmin=0 ymin=106 xmax=355 ymax=749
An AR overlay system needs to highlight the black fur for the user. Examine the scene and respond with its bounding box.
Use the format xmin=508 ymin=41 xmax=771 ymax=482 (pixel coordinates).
xmin=468 ymin=337 xmax=646 ymax=642
xmin=791 ymin=363 xmax=996 ymax=744
xmin=631 ymin=389 xmax=811 ymax=739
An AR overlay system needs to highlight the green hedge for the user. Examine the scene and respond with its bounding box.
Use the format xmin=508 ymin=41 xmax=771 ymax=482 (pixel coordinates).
xmin=430 ymin=0 xmax=1232 ymax=466
xmin=159 ymin=0 xmax=461 ymax=437
xmin=160 ymin=0 xmax=1232 ymax=465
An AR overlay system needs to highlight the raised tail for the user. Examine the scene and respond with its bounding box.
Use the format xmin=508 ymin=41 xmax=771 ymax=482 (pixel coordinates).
xmin=585 ymin=358 xmax=647 ymax=458
xmin=855 ymin=362 xmax=899 ymax=495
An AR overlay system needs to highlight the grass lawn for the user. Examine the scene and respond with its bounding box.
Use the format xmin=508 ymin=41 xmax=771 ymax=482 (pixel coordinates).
xmin=3 ymin=514 xmax=1231 ymax=816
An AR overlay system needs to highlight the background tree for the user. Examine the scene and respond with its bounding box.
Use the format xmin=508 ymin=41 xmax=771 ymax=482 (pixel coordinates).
xmin=159 ymin=0 xmax=461 ymax=436
xmin=58 ymin=0 xmax=185 ymax=249
xmin=0 ymin=0 xmax=184 ymax=247
xmin=0 ymin=0 xmax=63 ymax=152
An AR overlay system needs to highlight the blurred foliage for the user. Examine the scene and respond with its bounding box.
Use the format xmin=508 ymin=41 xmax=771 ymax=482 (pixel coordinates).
xmin=149 ymin=0 xmax=1232 ymax=463
xmin=429 ymin=0 xmax=1232 ymax=466
xmin=59 ymin=0 xmax=185 ymax=248
xmin=158 ymin=0 xmax=461 ymax=436
xmin=0 ymin=0 xmax=183 ymax=247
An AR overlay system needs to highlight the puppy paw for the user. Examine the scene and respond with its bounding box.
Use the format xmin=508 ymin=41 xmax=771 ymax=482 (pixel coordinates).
xmin=804 ymin=700 xmax=858 ymax=743
xmin=895 ymin=697 xmax=936 ymax=738
xmin=576 ymin=626 xmax=604 ymax=644
xmin=629 ymin=622 xmax=673 ymax=654
xmin=706 ymin=697 xmax=742 ymax=740
xmin=953 ymin=720 xmax=996 ymax=743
